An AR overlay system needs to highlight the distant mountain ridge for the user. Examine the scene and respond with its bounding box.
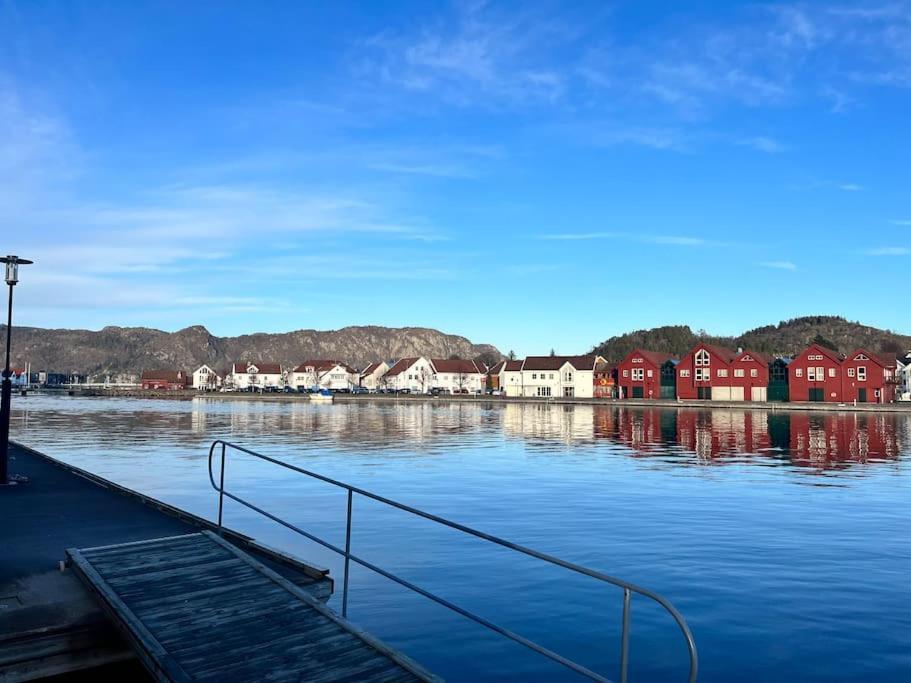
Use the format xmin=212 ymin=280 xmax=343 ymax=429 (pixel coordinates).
xmin=592 ymin=316 xmax=911 ymax=363
xmin=4 ymin=324 xmax=503 ymax=378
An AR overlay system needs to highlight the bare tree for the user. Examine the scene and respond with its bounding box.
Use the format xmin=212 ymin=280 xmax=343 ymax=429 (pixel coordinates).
xmin=455 ymin=370 xmax=468 ymax=393
xmin=418 ymin=366 xmax=430 ymax=393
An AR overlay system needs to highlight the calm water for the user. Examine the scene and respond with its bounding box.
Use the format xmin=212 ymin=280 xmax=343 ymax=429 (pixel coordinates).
xmin=10 ymin=395 xmax=911 ymax=682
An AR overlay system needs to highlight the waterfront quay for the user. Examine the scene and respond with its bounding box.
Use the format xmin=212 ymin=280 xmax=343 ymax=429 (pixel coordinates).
xmin=0 ymin=443 xmax=436 ymax=682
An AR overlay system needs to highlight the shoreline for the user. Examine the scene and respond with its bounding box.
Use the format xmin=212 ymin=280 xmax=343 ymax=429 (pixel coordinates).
xmin=22 ymin=387 xmax=911 ymax=414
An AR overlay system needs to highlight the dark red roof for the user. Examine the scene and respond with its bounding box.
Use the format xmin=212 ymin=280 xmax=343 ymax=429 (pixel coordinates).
xmin=504 ymin=360 xmax=523 ymax=371
xmin=797 ymin=344 xmax=843 ymax=365
xmin=845 ymin=348 xmax=896 ymax=368
xmin=385 ymin=358 xmax=419 ymax=377
xmin=734 ymin=350 xmax=772 ymax=366
xmin=522 ymin=355 xmax=599 ymax=371
xmin=360 ymin=362 xmax=385 ymax=376
xmin=487 ymin=361 xmax=507 ymax=375
xmin=693 ymin=343 xmax=739 ymax=364
xmin=431 ymin=358 xmax=484 ymax=374
xmin=234 ymin=362 xmax=282 ymax=374
xmin=141 ymin=370 xmax=187 ymax=383
xmin=294 ymin=360 xmax=356 ymax=374
xmin=623 ymin=349 xmax=676 ymax=367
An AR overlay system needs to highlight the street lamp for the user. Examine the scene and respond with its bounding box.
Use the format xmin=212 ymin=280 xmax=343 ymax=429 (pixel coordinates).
xmin=1 ymin=255 xmax=33 ymax=485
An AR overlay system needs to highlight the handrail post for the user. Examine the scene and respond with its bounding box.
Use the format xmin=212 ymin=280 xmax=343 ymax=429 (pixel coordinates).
xmin=217 ymin=442 xmax=226 ymax=533
xmin=620 ymin=587 xmax=631 ymax=683
xmin=342 ymin=489 xmax=353 ymax=618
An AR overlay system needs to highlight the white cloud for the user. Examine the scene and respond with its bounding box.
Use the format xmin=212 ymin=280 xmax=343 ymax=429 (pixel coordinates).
xmin=889 ymin=219 xmax=911 ymax=226
xmin=758 ymin=260 xmax=798 ymax=270
xmin=537 ymin=231 xmax=726 ymax=247
xmin=738 ymin=136 xmax=787 ymax=153
xmin=838 ymin=183 xmax=863 ymax=191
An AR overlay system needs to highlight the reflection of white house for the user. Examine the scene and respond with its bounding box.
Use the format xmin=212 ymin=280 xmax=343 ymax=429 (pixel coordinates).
xmin=227 ymin=362 xmax=283 ymax=390
xmin=192 ymin=364 xmax=221 ymax=390
xmin=359 ymin=361 xmax=390 ymax=390
xmin=501 ymin=360 xmax=524 ymax=397
xmin=384 ymin=357 xmax=435 ymax=392
xmin=516 ymin=355 xmax=604 ymax=398
xmin=897 ymin=352 xmax=911 ymax=401
xmin=430 ymin=358 xmax=487 ymax=393
xmin=288 ymin=360 xmax=357 ymax=391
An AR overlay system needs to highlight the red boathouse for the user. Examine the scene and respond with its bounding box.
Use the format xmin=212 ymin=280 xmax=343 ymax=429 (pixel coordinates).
xmin=841 ymin=349 xmax=896 ymax=404
xmin=788 ymin=344 xmax=843 ymax=402
xmin=618 ymin=350 xmax=677 ymax=400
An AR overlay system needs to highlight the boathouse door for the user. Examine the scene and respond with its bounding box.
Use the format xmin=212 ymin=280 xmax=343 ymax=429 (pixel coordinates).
xmin=858 ymin=388 xmax=867 ymax=403
xmin=809 ymin=388 xmax=824 ymax=402
xmin=660 ymin=361 xmax=676 ymax=399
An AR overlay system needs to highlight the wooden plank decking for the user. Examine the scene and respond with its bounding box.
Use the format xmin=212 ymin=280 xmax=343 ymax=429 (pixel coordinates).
xmin=66 ymin=531 xmax=439 ymax=683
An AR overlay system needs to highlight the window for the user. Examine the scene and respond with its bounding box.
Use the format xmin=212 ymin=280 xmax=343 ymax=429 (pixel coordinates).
xmin=563 ymin=371 xmax=573 ymax=382
xmin=807 ymin=367 xmax=816 ymax=382
xmin=646 ymin=370 xmax=653 ymax=378
xmin=828 ymin=368 xmax=836 ymax=378
xmin=734 ymin=369 xmax=745 ymax=378
xmin=532 ymin=373 xmax=537 ymax=380
xmin=847 ymin=368 xmax=854 ymax=377
xmin=695 ymin=350 xmax=710 ymax=366
xmin=536 ymin=386 xmax=552 ymax=397
xmin=750 ymin=369 xmax=758 ymax=378
xmin=549 ymin=373 xmax=554 ymax=379
xmin=717 ymin=369 xmax=728 ymax=377
xmin=680 ymin=369 xmax=690 ymax=377
xmin=695 ymin=367 xmax=710 ymax=381
xmin=632 ymin=368 xmax=644 ymax=381
xmin=857 ymin=366 xmax=867 ymax=381
xmin=623 ymin=369 xmax=629 ymax=377
xmin=795 ymin=368 xmax=803 ymax=378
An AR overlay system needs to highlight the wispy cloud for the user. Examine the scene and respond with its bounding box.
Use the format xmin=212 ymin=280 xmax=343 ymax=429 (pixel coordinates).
xmin=738 ymin=136 xmax=787 ymax=154
xmin=537 ymin=231 xmax=728 ymax=247
xmin=838 ymin=183 xmax=863 ymax=191
xmin=758 ymin=260 xmax=798 ymax=271
xmin=866 ymin=247 xmax=911 ymax=256
xmin=889 ymin=219 xmax=911 ymax=226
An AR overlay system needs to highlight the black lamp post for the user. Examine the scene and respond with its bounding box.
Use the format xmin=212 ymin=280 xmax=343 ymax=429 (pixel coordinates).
xmin=1 ymin=255 xmax=33 ymax=485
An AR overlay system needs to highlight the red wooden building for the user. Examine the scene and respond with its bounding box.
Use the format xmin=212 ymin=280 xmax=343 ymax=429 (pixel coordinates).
xmin=141 ymin=370 xmax=188 ymax=391
xmin=731 ymin=350 xmax=771 ymax=402
xmin=617 ymin=350 xmax=676 ymax=400
xmin=840 ymin=349 xmax=897 ymax=404
xmin=675 ymin=343 xmax=739 ymax=400
xmin=788 ymin=343 xmax=844 ymax=402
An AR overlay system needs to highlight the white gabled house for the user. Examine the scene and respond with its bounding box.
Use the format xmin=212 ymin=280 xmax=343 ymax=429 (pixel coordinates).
xmin=289 ymin=360 xmax=357 ymax=391
xmin=192 ymin=364 xmax=221 ymax=390
xmin=384 ymin=357 xmax=435 ymax=393
xmin=897 ymin=352 xmax=911 ymax=401
xmin=227 ymin=362 xmax=283 ymax=390
xmin=430 ymin=358 xmax=487 ymax=394
xmin=359 ymin=361 xmax=390 ymax=390
xmin=501 ymin=360 xmax=524 ymax=397
xmin=516 ymin=355 xmax=604 ymax=398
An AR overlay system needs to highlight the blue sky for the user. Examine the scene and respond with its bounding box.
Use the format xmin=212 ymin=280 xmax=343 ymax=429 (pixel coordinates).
xmin=2 ymin=1 xmax=909 ymax=355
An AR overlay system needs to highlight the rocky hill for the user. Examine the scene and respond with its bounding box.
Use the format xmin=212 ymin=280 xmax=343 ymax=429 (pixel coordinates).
xmin=4 ymin=324 xmax=503 ymax=378
xmin=592 ymin=316 xmax=911 ymax=362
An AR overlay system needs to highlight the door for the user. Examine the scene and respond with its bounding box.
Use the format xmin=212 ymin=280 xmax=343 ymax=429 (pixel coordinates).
xmin=809 ymin=388 xmax=824 ymax=402
xmin=660 ymin=384 xmax=675 ymax=399
xmin=751 ymin=386 xmax=767 ymax=402
xmin=857 ymin=388 xmax=867 ymax=403
xmin=697 ymin=386 xmax=712 ymax=400
xmin=729 ymin=387 xmax=744 ymax=401
xmin=632 ymin=386 xmax=644 ymax=399
xmin=564 ymin=387 xmax=574 ymax=397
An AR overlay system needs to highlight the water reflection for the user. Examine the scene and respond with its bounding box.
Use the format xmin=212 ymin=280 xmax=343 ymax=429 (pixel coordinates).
xmin=12 ymin=396 xmax=909 ymax=471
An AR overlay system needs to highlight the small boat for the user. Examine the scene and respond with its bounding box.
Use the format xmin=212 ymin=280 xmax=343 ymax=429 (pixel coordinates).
xmin=309 ymin=389 xmax=333 ymax=403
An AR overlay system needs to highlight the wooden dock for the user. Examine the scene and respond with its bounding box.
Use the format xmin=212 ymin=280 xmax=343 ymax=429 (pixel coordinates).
xmin=67 ymin=531 xmax=438 ymax=682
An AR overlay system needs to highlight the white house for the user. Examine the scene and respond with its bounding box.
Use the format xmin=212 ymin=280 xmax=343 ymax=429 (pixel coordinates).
xmin=227 ymin=362 xmax=284 ymax=390
xmin=430 ymin=358 xmax=487 ymax=393
xmin=384 ymin=357 xmax=435 ymax=393
xmin=517 ymin=355 xmax=604 ymax=398
xmin=897 ymin=352 xmax=911 ymax=401
xmin=288 ymin=360 xmax=358 ymax=391
xmin=501 ymin=360 xmax=524 ymax=397
xmin=359 ymin=361 xmax=390 ymax=390
xmin=192 ymin=364 xmax=221 ymax=390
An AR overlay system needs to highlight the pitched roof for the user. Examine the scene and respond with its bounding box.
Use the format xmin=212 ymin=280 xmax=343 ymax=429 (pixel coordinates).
xmin=430 ymin=358 xmax=484 ymax=374
xmin=487 ymin=360 xmax=507 ymax=375
xmin=360 ymin=362 xmax=386 ymax=376
xmin=797 ymin=343 xmax=843 ymax=365
xmin=734 ymin=350 xmax=772 ymax=366
xmin=844 ymin=348 xmax=896 ymax=368
xmin=623 ymin=349 xmax=676 ymax=367
xmin=693 ymin=343 xmax=739 ymax=364
xmin=294 ymin=360 xmax=356 ymax=374
xmin=234 ymin=362 xmax=283 ymax=374
xmin=521 ymin=355 xmax=599 ymax=371
xmin=385 ymin=357 xmax=420 ymax=377
xmin=141 ymin=370 xmax=187 ymax=383
xmin=504 ymin=360 xmax=523 ymax=371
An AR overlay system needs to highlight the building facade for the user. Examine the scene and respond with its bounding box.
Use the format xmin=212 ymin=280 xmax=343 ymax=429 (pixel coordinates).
xmin=384 ymin=357 xmax=435 ymax=392
xmin=617 ymin=350 xmax=676 ymax=400
xmin=227 ymin=362 xmax=284 ymax=390
xmin=192 ymin=364 xmax=221 ymax=390
xmin=359 ymin=362 xmax=390 ymax=390
xmin=517 ymin=355 xmax=602 ymax=398
xmin=430 ymin=358 xmax=487 ymax=394
xmin=289 ymin=360 xmax=357 ymax=391
xmin=788 ymin=344 xmax=844 ymax=402
xmin=141 ymin=370 xmax=188 ymax=391
xmin=676 ymin=343 xmax=740 ymax=400
xmin=841 ymin=349 xmax=896 ymax=404
xmin=501 ymin=360 xmax=524 ymax=396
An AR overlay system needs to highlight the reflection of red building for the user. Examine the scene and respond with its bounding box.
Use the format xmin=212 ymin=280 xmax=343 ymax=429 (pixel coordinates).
xmin=789 ymin=412 xmax=899 ymax=465
xmin=841 ymin=349 xmax=896 ymax=404
xmin=788 ymin=344 xmax=844 ymax=402
xmin=618 ymin=350 xmax=675 ymax=400
xmin=676 ymin=409 xmax=771 ymax=458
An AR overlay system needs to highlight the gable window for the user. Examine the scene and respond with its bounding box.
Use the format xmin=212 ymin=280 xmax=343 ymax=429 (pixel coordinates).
xmin=632 ymin=368 xmax=644 ymax=381
xmin=734 ymin=369 xmax=745 ymax=378
xmin=695 ymin=350 xmax=710 ymax=366
xmin=695 ymin=367 xmax=710 ymax=381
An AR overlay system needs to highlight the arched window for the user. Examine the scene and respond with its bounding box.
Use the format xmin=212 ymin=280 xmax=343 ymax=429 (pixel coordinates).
xmin=695 ymin=349 xmax=710 ymax=366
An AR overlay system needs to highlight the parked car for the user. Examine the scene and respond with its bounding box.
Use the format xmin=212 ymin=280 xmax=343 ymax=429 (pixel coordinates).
xmin=398 ymin=388 xmax=411 ymax=394
xmin=351 ymin=386 xmax=368 ymax=394
xmin=283 ymin=386 xmax=294 ymax=393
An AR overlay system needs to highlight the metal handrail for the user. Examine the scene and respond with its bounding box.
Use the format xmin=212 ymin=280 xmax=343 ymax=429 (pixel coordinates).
xmin=207 ymin=439 xmax=698 ymax=683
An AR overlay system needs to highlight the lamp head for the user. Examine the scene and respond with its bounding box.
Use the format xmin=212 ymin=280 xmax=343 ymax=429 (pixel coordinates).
xmin=1 ymin=256 xmax=33 ymax=285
